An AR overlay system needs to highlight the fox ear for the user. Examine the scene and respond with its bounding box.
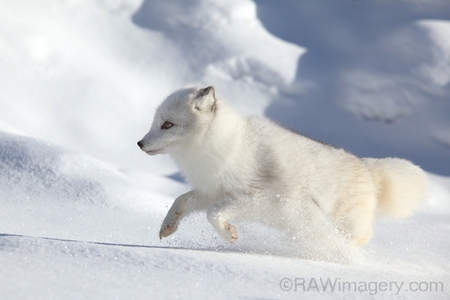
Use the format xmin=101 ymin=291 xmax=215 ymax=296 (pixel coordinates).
xmin=194 ymin=86 xmax=216 ymax=112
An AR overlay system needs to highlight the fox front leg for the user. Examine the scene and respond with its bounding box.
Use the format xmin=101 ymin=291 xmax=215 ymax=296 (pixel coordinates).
xmin=159 ymin=190 xmax=202 ymax=239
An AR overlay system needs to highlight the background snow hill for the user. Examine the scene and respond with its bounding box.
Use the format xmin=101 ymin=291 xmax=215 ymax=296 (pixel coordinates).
xmin=0 ymin=0 xmax=449 ymax=299
xmin=255 ymin=0 xmax=450 ymax=176
xmin=1 ymin=0 xmax=450 ymax=176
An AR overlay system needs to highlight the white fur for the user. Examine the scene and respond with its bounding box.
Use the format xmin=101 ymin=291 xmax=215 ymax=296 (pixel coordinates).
xmin=138 ymin=85 xmax=429 ymax=247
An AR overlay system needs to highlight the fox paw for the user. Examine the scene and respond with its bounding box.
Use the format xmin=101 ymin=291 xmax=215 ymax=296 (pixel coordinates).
xmin=351 ymin=234 xmax=372 ymax=246
xmin=159 ymin=223 xmax=178 ymax=239
xmin=159 ymin=213 xmax=180 ymax=239
xmin=223 ymin=223 xmax=238 ymax=244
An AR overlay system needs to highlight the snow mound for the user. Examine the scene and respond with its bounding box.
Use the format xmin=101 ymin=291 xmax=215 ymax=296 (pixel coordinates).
xmin=0 ymin=131 xmax=176 ymax=243
xmin=133 ymin=0 xmax=304 ymax=86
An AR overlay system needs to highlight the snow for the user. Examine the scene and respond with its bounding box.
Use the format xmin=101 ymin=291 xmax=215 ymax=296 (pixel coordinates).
xmin=0 ymin=0 xmax=449 ymax=299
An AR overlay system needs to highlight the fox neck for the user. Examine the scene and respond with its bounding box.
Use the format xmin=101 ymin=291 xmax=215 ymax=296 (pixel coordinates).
xmin=170 ymin=101 xmax=246 ymax=197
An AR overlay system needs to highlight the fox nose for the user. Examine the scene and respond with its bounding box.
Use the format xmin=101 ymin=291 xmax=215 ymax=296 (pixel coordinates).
xmin=137 ymin=140 xmax=144 ymax=149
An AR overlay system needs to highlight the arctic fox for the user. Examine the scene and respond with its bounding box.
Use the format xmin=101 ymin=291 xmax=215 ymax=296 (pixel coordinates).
xmin=137 ymin=85 xmax=428 ymax=247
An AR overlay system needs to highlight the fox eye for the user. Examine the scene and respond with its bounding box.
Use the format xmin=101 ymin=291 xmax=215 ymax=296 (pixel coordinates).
xmin=161 ymin=121 xmax=174 ymax=129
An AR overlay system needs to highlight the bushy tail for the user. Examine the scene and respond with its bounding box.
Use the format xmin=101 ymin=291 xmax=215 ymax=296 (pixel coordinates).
xmin=363 ymin=158 xmax=429 ymax=218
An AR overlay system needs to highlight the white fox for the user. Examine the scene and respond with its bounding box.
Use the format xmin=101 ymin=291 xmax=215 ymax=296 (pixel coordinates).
xmin=137 ymin=85 xmax=428 ymax=248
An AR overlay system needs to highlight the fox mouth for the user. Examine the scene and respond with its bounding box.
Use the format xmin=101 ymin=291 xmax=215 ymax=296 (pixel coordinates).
xmin=144 ymin=145 xmax=169 ymax=155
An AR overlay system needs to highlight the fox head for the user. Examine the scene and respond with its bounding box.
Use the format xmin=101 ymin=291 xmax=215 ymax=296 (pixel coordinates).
xmin=137 ymin=86 xmax=217 ymax=155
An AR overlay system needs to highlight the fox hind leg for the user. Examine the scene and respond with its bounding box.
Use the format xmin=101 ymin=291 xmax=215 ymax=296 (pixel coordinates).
xmin=335 ymin=194 xmax=377 ymax=246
